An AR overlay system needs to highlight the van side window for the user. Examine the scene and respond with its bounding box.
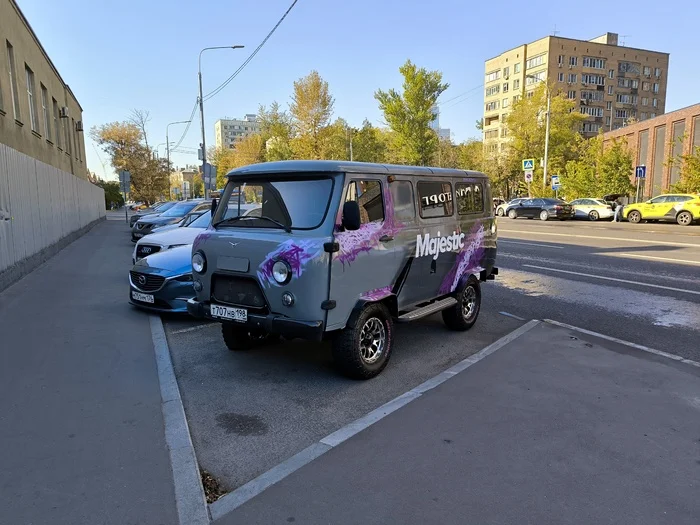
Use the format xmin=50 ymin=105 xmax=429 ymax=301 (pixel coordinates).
xmin=417 ymin=181 xmax=453 ymax=218
xmin=346 ymin=180 xmax=384 ymax=224
xmin=390 ymin=180 xmax=415 ymax=221
xmin=456 ymin=182 xmax=485 ymax=215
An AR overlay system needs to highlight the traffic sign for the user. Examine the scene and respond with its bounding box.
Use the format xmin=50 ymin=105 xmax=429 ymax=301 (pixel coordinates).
xmin=524 ymin=170 xmax=533 ymax=183
xmin=118 ymin=169 xmax=131 ymax=183
xmin=551 ymin=175 xmax=561 ymax=190
xmin=635 ymin=165 xmax=646 ymax=179
xmin=522 ymin=158 xmax=535 ymax=171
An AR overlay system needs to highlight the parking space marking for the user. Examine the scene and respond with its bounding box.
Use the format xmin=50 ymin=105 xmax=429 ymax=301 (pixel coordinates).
xmin=499 ymin=311 xmax=526 ymax=321
xmin=544 ymin=319 xmax=700 ymax=368
xmin=500 ymin=240 xmax=564 ymax=249
xmin=209 ymin=319 xmax=540 ymax=521
xmin=522 ymin=264 xmax=700 ymax=296
xmin=499 ymin=229 xmax=700 ymax=248
xmin=171 ymin=323 xmax=215 ymax=335
xmin=612 ymin=253 xmax=700 ymax=266
xmin=150 ymin=316 xmax=210 ymax=525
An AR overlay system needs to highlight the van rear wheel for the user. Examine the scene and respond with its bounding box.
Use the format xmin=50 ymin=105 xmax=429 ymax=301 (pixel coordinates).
xmin=442 ymin=277 xmax=481 ymax=331
xmin=222 ymin=323 xmax=278 ymax=351
xmin=332 ymin=303 xmax=393 ymax=380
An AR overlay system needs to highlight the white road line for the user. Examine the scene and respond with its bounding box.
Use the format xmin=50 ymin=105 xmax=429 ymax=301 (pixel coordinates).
xmin=500 ymin=240 xmax=564 ymax=249
xmin=171 ymin=323 xmax=214 ymax=335
xmin=544 ymin=319 xmax=700 ymax=368
xmin=522 ymin=264 xmax=700 ymax=296
xmin=499 ymin=311 xmax=526 ymax=321
xmin=209 ymin=320 xmax=541 ymax=521
xmin=613 ymin=253 xmax=700 ymax=266
xmin=499 ymin=229 xmax=700 ymax=248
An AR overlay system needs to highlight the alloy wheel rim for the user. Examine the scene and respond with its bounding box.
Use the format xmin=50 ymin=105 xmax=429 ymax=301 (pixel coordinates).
xmin=462 ymin=286 xmax=477 ymax=320
xmin=359 ymin=317 xmax=386 ymax=364
xmin=679 ymin=213 xmax=690 ymax=225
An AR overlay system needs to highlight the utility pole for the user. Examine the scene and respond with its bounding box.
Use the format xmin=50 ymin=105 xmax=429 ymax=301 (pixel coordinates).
xmin=542 ymin=85 xmax=551 ymax=192
xmin=198 ymin=45 xmax=244 ymax=199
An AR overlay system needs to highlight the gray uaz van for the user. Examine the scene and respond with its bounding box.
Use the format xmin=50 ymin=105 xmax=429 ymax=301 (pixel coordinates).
xmin=187 ymin=161 xmax=498 ymax=379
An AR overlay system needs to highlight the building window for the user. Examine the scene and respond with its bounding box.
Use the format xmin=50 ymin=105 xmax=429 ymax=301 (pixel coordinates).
xmin=52 ymin=98 xmax=61 ymax=149
xmin=418 ymin=181 xmax=453 ymax=218
xmin=582 ymin=122 xmax=601 ymax=133
xmin=512 ymin=95 xmax=520 ymax=103
xmin=503 ymin=66 xmax=510 ymax=77
xmin=652 ymin=98 xmax=658 ymax=108
xmin=503 ymin=82 xmax=509 ymax=93
xmin=569 ymin=56 xmax=578 ymax=66
xmin=64 ymin=115 xmax=71 ymax=155
xmin=486 ymin=84 xmax=500 ymax=97
xmin=581 ymin=90 xmax=604 ymax=102
xmin=632 ymin=79 xmax=639 ymax=89
xmin=25 ymin=65 xmax=38 ymax=132
xmin=608 ymin=86 xmax=613 ymax=95
xmin=654 ymin=68 xmax=661 ymax=77
xmin=513 ymin=79 xmax=520 ymax=89
xmin=484 ymin=129 xmax=499 ymax=140
xmin=581 ymin=73 xmax=605 ymax=85
xmin=567 ymin=90 xmax=576 ymax=99
xmin=580 ymin=106 xmax=604 ymax=117
xmin=615 ymin=109 xmax=632 ymax=119
xmin=619 ymin=78 xmax=640 ymax=89
xmin=650 ymin=112 xmax=656 ymax=118
xmin=41 ymin=84 xmax=51 ymax=141
xmin=606 ymin=101 xmax=612 ymax=110
xmin=642 ymin=97 xmax=648 ymax=106
xmin=526 ymin=54 xmax=546 ymax=69
xmin=619 ymin=62 xmax=640 ymax=74
xmin=526 ymin=71 xmax=546 ymax=85
xmin=485 ymin=100 xmax=499 ymax=112
xmin=558 ymin=72 xmax=564 ymax=82
xmin=608 ymin=69 xmax=614 ymax=79
xmin=652 ymin=83 xmax=659 ymax=94
xmin=514 ymin=63 xmax=520 ymax=73
xmin=582 ymin=57 xmax=606 ymax=69
xmin=640 ymin=112 xmax=647 ymax=120
xmin=643 ymin=66 xmax=651 ymax=76
xmin=616 ymin=94 xmax=637 ymax=104
xmin=606 ymin=116 xmax=611 ymax=126
xmin=6 ymin=41 xmax=21 ymax=120
xmin=568 ymin=73 xmax=577 ymax=83
xmin=502 ymin=98 xmax=509 ymax=108
xmin=558 ymin=55 xmax=565 ymax=65
xmin=642 ymin=81 xmax=650 ymax=91
xmin=485 ymin=70 xmax=501 ymax=82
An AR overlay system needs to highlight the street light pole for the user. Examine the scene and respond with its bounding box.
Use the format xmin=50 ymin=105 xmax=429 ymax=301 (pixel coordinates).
xmin=198 ymin=45 xmax=244 ymax=199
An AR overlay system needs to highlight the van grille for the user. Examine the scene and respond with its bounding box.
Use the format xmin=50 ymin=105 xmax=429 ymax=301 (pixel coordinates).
xmin=211 ymin=274 xmax=268 ymax=310
xmin=130 ymin=271 xmax=166 ymax=292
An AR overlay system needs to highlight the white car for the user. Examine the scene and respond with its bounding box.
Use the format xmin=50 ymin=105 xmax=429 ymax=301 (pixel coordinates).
xmin=496 ymin=198 xmax=526 ymax=217
xmin=569 ymin=198 xmax=614 ymax=221
xmin=132 ymin=204 xmax=261 ymax=263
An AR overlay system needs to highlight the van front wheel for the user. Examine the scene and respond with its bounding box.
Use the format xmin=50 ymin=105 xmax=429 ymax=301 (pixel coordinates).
xmin=332 ymin=303 xmax=393 ymax=380
xmin=442 ymin=277 xmax=481 ymax=331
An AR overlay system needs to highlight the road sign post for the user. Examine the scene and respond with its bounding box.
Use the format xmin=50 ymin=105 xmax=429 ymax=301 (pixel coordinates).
xmin=551 ymin=175 xmax=561 ymax=198
xmin=634 ymin=165 xmax=646 ymax=203
xmin=118 ymin=170 xmax=131 ymax=224
xmin=524 ymin=170 xmax=533 ymax=197
xmin=522 ymin=158 xmax=535 ymax=171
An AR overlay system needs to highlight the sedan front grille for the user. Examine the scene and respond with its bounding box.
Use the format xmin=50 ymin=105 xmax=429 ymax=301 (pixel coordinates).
xmin=212 ymin=274 xmax=268 ymax=310
xmin=136 ymin=245 xmax=161 ymax=259
xmin=130 ymin=271 xmax=166 ymax=292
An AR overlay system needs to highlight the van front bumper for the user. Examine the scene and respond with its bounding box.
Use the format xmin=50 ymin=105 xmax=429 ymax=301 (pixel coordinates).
xmin=187 ymin=298 xmax=324 ymax=341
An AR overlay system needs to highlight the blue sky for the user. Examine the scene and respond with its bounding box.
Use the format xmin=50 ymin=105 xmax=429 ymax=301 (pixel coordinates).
xmin=17 ymin=0 xmax=698 ymax=180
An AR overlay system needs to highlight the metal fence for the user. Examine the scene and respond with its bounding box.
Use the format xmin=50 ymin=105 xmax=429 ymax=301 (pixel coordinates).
xmin=0 ymin=143 xmax=105 ymax=273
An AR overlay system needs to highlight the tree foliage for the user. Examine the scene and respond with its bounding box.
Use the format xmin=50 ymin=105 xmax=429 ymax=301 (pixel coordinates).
xmin=258 ymin=102 xmax=294 ymax=161
xmin=669 ymin=144 xmax=700 ymax=193
xmin=290 ymin=71 xmax=335 ymax=159
xmin=352 ymin=120 xmax=389 ymax=163
xmin=375 ymin=60 xmax=448 ymax=165
xmin=93 ymin=179 xmax=124 ymax=208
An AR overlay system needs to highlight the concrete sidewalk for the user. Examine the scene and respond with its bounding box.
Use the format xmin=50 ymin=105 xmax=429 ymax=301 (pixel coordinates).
xmin=218 ymin=322 xmax=700 ymax=525
xmin=0 ymin=219 xmax=177 ymax=524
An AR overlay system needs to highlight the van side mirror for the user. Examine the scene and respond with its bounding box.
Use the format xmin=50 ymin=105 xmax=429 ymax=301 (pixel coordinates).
xmin=342 ymin=201 xmax=361 ymax=231
xmin=211 ymin=198 xmax=218 ymax=216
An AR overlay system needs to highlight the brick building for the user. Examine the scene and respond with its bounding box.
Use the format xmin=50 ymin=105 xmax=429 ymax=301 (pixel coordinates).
xmin=602 ymin=103 xmax=700 ymax=198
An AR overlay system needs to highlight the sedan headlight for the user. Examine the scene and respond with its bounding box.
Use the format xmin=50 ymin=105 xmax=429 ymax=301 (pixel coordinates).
xmin=272 ymin=260 xmax=292 ymax=284
xmin=192 ymin=252 xmax=206 ymax=273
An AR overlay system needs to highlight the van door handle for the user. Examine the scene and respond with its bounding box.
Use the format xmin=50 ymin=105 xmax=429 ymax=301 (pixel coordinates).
xmin=379 ymin=235 xmax=393 ymax=242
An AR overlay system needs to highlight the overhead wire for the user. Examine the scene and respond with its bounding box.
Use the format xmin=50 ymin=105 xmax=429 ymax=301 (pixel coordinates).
xmin=170 ymin=101 xmax=199 ymax=151
xmin=202 ymin=0 xmax=299 ymax=102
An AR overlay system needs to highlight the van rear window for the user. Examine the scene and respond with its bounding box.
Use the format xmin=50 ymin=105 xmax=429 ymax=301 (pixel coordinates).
xmin=418 ymin=181 xmax=453 ymax=218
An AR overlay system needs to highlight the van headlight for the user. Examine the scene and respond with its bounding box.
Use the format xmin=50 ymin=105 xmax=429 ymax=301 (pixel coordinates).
xmin=192 ymin=252 xmax=206 ymax=273
xmin=272 ymin=260 xmax=292 ymax=284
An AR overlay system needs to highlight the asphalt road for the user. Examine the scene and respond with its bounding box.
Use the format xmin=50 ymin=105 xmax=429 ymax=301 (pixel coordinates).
xmin=496 ymin=217 xmax=700 ymax=359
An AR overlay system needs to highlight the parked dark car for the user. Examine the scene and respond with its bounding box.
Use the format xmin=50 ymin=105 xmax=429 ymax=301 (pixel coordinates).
xmin=129 ymin=201 xmax=176 ymax=227
xmin=505 ymin=198 xmax=574 ymax=221
xmin=129 ymin=245 xmax=194 ymax=313
xmin=131 ymin=200 xmax=210 ymax=241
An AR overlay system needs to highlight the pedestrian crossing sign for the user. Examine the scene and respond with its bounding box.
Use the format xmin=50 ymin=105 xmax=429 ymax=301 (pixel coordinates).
xmin=522 ymin=158 xmax=535 ymax=170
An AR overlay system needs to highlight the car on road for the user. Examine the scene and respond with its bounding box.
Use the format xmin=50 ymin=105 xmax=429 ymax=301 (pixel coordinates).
xmin=151 ymin=209 xmax=208 ymax=235
xmin=131 ymin=200 xmax=210 ymax=242
xmin=623 ymin=194 xmax=700 ymax=226
xmin=132 ymin=204 xmax=262 ymax=263
xmin=129 ymin=201 xmax=176 ymax=228
xmin=129 ymin=245 xmax=195 ymax=313
xmin=496 ymin=197 xmax=526 ymax=217
xmin=569 ymin=198 xmax=614 ymax=221
xmin=187 ymin=160 xmax=498 ymax=380
xmin=505 ymin=198 xmax=574 ymax=221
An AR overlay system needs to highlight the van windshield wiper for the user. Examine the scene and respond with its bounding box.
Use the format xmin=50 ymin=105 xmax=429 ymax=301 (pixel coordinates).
xmin=214 ymin=215 xmax=291 ymax=233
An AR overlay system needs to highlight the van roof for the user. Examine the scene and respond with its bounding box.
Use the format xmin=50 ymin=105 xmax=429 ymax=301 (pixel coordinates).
xmin=226 ymin=160 xmax=487 ymax=179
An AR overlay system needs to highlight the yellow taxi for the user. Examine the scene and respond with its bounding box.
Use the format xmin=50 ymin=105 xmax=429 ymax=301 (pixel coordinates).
xmin=623 ymin=193 xmax=700 ymax=226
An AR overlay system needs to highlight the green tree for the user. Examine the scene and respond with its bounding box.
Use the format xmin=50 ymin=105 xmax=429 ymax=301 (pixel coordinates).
xmin=669 ymin=144 xmax=700 ymax=193
xmin=258 ymin=102 xmax=294 ymax=161
xmin=290 ymin=71 xmax=335 ymax=159
xmin=319 ymin=118 xmax=351 ymax=160
xmin=598 ymin=138 xmax=634 ymax=197
xmin=93 ymin=179 xmax=124 ymax=208
xmin=209 ymin=146 xmax=237 ymax=189
xmin=375 ymin=60 xmax=449 ymax=165
xmin=192 ymin=174 xmax=204 ymax=198
xmin=562 ymin=137 xmax=599 ymax=199
xmin=456 ymin=139 xmax=484 ymax=172
xmin=433 ymin=137 xmax=460 ymax=168
xmin=351 ymin=120 xmax=388 ymax=163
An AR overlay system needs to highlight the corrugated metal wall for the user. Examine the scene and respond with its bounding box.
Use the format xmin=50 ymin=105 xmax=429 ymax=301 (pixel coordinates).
xmin=0 ymin=143 xmax=105 ymax=273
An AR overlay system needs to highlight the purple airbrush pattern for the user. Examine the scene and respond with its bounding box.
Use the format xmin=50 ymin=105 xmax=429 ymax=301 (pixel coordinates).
xmin=192 ymin=229 xmax=214 ymax=252
xmin=360 ymin=286 xmax=393 ymax=302
xmin=257 ymin=239 xmax=324 ymax=287
xmin=334 ymin=183 xmax=403 ymax=267
xmin=438 ymin=223 xmax=486 ymax=295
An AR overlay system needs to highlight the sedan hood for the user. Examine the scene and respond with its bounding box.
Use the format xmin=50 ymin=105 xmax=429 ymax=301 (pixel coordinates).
xmin=140 ymin=227 xmax=206 ymax=248
xmin=134 ymin=245 xmax=193 ymax=275
xmin=139 ymin=215 xmax=183 ymax=227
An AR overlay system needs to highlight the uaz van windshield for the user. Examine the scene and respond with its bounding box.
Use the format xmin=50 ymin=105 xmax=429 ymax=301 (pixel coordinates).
xmin=213 ymin=176 xmax=333 ymax=230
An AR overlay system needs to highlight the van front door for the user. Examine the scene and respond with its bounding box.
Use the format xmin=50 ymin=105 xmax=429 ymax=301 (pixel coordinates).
xmin=326 ymin=177 xmax=401 ymax=331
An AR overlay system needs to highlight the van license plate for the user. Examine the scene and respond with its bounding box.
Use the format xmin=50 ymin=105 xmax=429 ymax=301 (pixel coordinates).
xmin=211 ymin=304 xmax=247 ymax=323
xmin=132 ymin=291 xmax=154 ymax=303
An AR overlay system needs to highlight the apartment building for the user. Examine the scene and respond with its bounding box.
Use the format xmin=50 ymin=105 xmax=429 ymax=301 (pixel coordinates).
xmin=0 ymin=0 xmax=87 ymax=179
xmin=483 ymin=32 xmax=669 ymax=154
xmin=214 ymin=114 xmax=261 ymax=149
xmin=602 ymin=103 xmax=700 ymax=198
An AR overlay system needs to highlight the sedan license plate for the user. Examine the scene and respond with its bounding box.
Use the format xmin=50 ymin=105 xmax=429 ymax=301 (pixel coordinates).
xmin=132 ymin=291 xmax=154 ymax=304
xmin=210 ymin=303 xmax=247 ymax=323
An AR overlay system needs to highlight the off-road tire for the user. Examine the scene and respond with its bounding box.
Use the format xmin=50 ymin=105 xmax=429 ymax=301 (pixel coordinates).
xmin=222 ymin=323 xmax=279 ymax=351
xmin=332 ymin=303 xmax=393 ymax=380
xmin=627 ymin=210 xmax=642 ymax=224
xmin=677 ymin=211 xmax=693 ymax=226
xmin=442 ymin=276 xmax=481 ymax=331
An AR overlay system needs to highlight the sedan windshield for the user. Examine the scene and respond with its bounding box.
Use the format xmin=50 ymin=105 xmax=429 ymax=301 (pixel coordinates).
xmin=148 ymin=201 xmax=176 ymax=213
xmin=160 ymin=202 xmax=200 ymax=218
xmin=213 ymin=176 xmax=333 ymax=230
xmin=190 ymin=211 xmax=212 ymax=228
